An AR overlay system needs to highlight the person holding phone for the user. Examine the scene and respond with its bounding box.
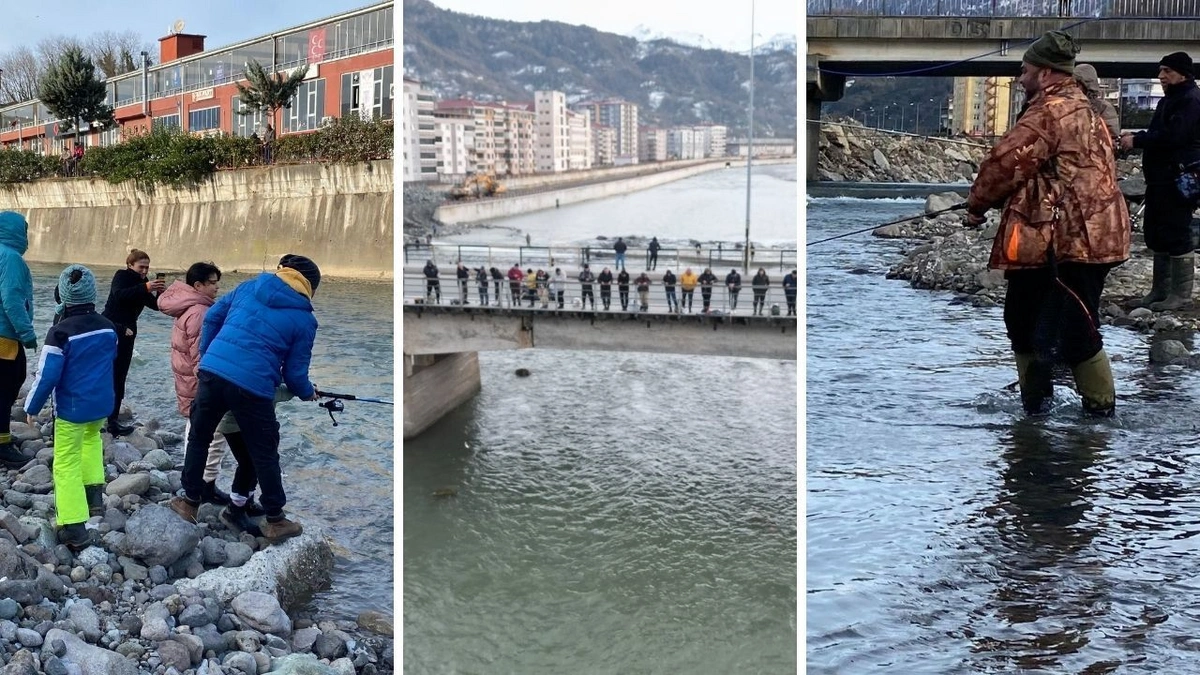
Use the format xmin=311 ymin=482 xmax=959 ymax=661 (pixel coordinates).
xmin=101 ymin=249 xmax=164 ymax=436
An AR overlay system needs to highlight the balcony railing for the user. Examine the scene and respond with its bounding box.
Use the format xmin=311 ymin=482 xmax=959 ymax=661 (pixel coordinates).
xmin=807 ymin=0 xmax=1200 ymax=17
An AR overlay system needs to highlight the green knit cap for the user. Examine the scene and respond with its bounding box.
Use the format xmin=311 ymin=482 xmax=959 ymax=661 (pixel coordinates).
xmin=1023 ymin=30 xmax=1081 ymax=75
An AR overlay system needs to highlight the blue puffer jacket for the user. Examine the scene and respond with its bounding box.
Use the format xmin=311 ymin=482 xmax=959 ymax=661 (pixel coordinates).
xmin=0 ymin=212 xmax=35 ymax=346
xmin=198 ymin=273 xmax=317 ymax=400
xmin=24 ymin=306 xmax=118 ymax=423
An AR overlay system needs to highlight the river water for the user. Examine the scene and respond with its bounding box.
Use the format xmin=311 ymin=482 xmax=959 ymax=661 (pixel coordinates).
xmin=24 ymin=263 xmax=394 ymax=623
xmin=807 ymin=197 xmax=1200 ymax=673
xmin=404 ymin=164 xmax=799 ymax=673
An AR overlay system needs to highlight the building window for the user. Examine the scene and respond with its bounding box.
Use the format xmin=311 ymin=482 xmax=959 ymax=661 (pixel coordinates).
xmin=153 ymin=114 xmax=181 ymax=130
xmin=188 ymin=106 xmax=221 ymax=132
xmin=230 ymin=96 xmax=266 ymax=138
xmin=283 ymin=79 xmax=325 ymax=133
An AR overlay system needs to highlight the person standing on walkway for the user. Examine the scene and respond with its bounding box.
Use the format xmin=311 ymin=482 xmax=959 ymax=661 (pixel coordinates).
xmin=24 ymin=265 xmax=117 ymax=550
xmin=1119 ymin=51 xmax=1200 ymax=310
xmin=968 ymin=30 xmax=1129 ymax=417
xmin=423 ymin=260 xmax=441 ymax=304
xmin=0 ymin=212 xmax=37 ymax=468
xmin=598 ymin=267 xmax=614 ymax=310
xmin=617 ymin=268 xmax=631 ymax=311
xmin=170 ymin=254 xmax=322 ymax=543
xmin=524 ymin=268 xmax=537 ymax=307
xmin=490 ymin=267 xmax=503 ymax=305
xmin=751 ymin=268 xmax=770 ymax=315
xmin=102 ymin=249 xmax=165 ymax=437
xmin=552 ymin=267 xmax=566 ymax=309
xmin=455 ymin=262 xmax=470 ymax=304
xmin=476 ymin=266 xmax=489 ymax=306
xmin=635 ymin=271 xmax=651 ymax=311
xmin=663 ymin=269 xmax=678 ymax=313
xmin=783 ymin=269 xmax=797 ymax=316
xmin=613 ymin=237 xmax=627 ymax=270
xmin=536 ymin=269 xmax=550 ymax=308
xmin=679 ymin=267 xmax=697 ymax=313
xmin=725 ymin=268 xmax=742 ymax=311
xmin=157 ymin=261 xmax=232 ymax=507
xmin=648 ymin=237 xmax=661 ymax=270
xmin=579 ymin=264 xmax=596 ymax=309
xmin=507 ymin=264 xmax=524 ymax=306
xmin=698 ymin=268 xmax=717 ymax=312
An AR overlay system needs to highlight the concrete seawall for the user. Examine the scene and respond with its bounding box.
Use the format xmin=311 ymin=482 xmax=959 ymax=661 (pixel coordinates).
xmin=434 ymin=157 xmax=796 ymax=225
xmin=0 ymin=160 xmax=394 ymax=280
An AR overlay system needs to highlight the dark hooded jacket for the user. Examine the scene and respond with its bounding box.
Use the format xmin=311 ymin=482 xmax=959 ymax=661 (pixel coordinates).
xmin=1133 ymin=78 xmax=1200 ymax=185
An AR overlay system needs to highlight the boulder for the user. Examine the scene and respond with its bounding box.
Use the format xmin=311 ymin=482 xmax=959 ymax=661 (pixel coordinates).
xmin=122 ymin=505 xmax=200 ymax=567
xmin=177 ymin=530 xmax=333 ymax=609
xmin=924 ymin=191 xmax=963 ymax=215
xmin=232 ymin=591 xmax=292 ymax=636
xmin=104 ymin=474 xmax=149 ymax=498
xmin=268 ymin=654 xmax=337 ymax=675
xmin=44 ymin=629 xmax=139 ymax=675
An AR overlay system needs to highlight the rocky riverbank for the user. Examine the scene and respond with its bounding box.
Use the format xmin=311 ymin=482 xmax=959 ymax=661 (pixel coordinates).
xmin=0 ymin=395 xmax=394 ymax=675
xmin=879 ymin=191 xmax=1200 ymax=364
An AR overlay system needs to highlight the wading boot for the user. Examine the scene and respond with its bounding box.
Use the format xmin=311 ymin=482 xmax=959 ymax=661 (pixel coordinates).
xmin=1138 ymin=252 xmax=1171 ymax=308
xmin=1014 ymin=352 xmax=1054 ymax=416
xmin=168 ymin=495 xmax=200 ymax=524
xmin=85 ymin=484 xmax=105 ymax=517
xmin=260 ymin=514 xmax=303 ymax=544
xmin=0 ymin=442 xmax=32 ymax=470
xmin=220 ymin=503 xmax=264 ymax=537
xmin=1072 ymin=349 xmax=1117 ymax=417
xmin=57 ymin=523 xmax=94 ymax=552
xmin=1149 ymin=253 xmax=1195 ymax=311
xmin=201 ymin=480 xmax=231 ymax=506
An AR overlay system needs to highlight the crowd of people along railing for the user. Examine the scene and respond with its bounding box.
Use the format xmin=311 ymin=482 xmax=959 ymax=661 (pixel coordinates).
xmin=805 ymin=0 xmax=1200 ymax=17
xmin=401 ymin=243 xmax=798 ymax=275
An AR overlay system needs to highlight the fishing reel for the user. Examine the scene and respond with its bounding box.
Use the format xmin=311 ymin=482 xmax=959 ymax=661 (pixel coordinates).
xmin=319 ymin=397 xmax=346 ymax=426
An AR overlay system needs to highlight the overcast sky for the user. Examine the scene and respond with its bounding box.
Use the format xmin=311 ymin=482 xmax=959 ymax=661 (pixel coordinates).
xmin=417 ymin=0 xmax=797 ymax=52
xmin=0 ymin=0 xmax=380 ymax=54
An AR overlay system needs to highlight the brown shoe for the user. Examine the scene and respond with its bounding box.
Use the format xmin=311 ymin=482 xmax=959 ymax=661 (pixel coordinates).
xmin=169 ymin=496 xmax=199 ymax=524
xmin=261 ymin=515 xmax=303 ymax=543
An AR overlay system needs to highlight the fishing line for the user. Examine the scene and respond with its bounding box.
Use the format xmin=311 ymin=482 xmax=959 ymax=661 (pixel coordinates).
xmin=807 ymin=203 xmax=968 ymax=247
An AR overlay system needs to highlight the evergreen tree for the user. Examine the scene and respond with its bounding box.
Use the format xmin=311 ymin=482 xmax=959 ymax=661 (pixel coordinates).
xmin=37 ymin=46 xmax=114 ymax=140
xmin=234 ymin=59 xmax=309 ymax=132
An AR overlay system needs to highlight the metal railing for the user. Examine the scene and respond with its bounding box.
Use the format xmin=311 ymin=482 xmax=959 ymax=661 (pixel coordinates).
xmin=402 ymin=272 xmax=799 ymax=317
xmin=402 ymin=243 xmax=798 ymax=274
xmin=806 ymin=0 xmax=1200 ymax=17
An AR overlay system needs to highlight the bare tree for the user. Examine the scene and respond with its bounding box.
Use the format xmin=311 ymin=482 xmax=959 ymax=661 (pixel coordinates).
xmin=88 ymin=30 xmax=154 ymax=79
xmin=37 ymin=36 xmax=86 ymax=74
xmin=0 ymin=46 xmax=42 ymax=104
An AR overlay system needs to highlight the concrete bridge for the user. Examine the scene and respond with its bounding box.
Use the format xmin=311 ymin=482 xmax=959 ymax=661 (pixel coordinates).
xmin=805 ymin=0 xmax=1200 ymax=176
xmin=401 ymin=268 xmax=797 ymax=438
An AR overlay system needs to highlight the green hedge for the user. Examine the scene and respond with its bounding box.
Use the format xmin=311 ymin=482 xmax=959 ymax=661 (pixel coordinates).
xmin=0 ymin=115 xmax=393 ymax=188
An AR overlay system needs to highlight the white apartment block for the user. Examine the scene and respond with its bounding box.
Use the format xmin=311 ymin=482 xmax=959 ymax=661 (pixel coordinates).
xmin=402 ymin=78 xmax=438 ymax=181
xmin=667 ymin=127 xmax=707 ymax=160
xmin=567 ymin=108 xmax=592 ymax=170
xmin=434 ymin=113 xmax=474 ymax=178
xmin=699 ymin=124 xmax=728 ymax=158
xmin=578 ymin=99 xmax=639 ymax=163
xmin=593 ymin=125 xmax=616 ymax=166
xmin=436 ymin=99 xmax=538 ymax=177
xmin=536 ymin=90 xmax=570 ymax=173
xmin=639 ymin=127 xmax=667 ymax=162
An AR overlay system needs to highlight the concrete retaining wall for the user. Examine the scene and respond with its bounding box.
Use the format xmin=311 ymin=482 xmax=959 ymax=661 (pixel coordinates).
xmin=434 ymin=158 xmax=794 ymax=225
xmin=403 ymin=352 xmax=482 ymax=439
xmin=0 ymin=161 xmax=394 ymax=280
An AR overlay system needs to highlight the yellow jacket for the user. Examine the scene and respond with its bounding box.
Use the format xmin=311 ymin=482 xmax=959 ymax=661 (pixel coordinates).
xmin=680 ymin=271 xmax=698 ymax=290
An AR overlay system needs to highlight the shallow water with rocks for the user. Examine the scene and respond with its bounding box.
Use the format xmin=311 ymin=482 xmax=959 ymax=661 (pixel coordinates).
xmin=808 ymin=196 xmax=1200 ymax=673
xmin=0 ymin=263 xmax=394 ymax=674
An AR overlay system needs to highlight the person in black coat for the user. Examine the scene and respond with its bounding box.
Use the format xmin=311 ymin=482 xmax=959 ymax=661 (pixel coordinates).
xmin=101 ymin=249 xmax=164 ymax=436
xmin=648 ymin=237 xmax=661 ymax=270
xmin=725 ymin=268 xmax=742 ymax=311
xmin=751 ymin=268 xmax=770 ymax=315
xmin=617 ymin=268 xmax=631 ymax=311
xmin=783 ymin=269 xmax=797 ymax=316
xmin=698 ymin=268 xmax=717 ymax=312
xmin=423 ymin=260 xmax=440 ymax=303
xmin=476 ymin=266 xmax=489 ymax=305
xmin=663 ymin=269 xmax=678 ymax=313
xmin=489 ymin=266 xmax=503 ymax=305
xmin=455 ymin=262 xmax=470 ymax=304
xmin=1120 ymin=51 xmax=1200 ymax=310
xmin=598 ymin=267 xmax=614 ymax=310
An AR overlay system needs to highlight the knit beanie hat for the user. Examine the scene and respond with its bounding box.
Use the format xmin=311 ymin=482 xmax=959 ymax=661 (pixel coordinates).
xmin=278 ymin=254 xmax=321 ymax=293
xmin=57 ymin=264 xmax=96 ymax=310
xmin=1160 ymin=51 xmax=1194 ymax=78
xmin=1023 ymin=30 xmax=1080 ymax=75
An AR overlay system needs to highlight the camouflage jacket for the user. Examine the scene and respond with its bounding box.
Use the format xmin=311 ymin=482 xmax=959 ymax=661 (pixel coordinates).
xmin=967 ymin=78 xmax=1129 ymax=271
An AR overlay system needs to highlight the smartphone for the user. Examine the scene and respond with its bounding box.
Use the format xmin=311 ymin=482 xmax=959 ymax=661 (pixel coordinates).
xmin=156 ymin=272 xmax=166 ymax=280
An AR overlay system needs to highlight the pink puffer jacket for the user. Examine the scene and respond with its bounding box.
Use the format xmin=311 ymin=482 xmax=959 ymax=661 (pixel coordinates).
xmin=157 ymin=280 xmax=214 ymax=417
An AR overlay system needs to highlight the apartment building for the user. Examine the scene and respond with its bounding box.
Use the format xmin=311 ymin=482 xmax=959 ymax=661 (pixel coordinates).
xmin=639 ymin=126 xmax=667 ymax=162
xmin=593 ymin=125 xmax=616 ymax=166
xmin=536 ymin=90 xmax=570 ymax=172
xmin=577 ymin=99 xmax=639 ymax=163
xmin=951 ymin=76 xmax=1017 ymax=137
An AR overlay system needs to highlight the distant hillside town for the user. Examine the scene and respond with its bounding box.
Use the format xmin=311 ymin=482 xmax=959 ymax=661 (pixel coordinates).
xmin=402 ymin=78 xmax=796 ymax=183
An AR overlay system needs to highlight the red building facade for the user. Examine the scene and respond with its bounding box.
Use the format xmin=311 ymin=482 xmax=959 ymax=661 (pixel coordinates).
xmin=0 ymin=1 xmax=394 ymax=155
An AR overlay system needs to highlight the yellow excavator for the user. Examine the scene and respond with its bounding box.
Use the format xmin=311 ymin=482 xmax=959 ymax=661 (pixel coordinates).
xmin=449 ymin=173 xmax=507 ymax=200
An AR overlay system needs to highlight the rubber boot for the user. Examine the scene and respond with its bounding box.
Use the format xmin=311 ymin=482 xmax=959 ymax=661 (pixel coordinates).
xmin=1138 ymin=253 xmax=1171 ymax=307
xmin=1072 ymin=349 xmax=1116 ymax=417
xmin=0 ymin=441 xmax=32 ymax=470
xmin=1013 ymin=352 xmax=1054 ymax=415
xmin=57 ymin=523 xmax=94 ymax=552
xmin=85 ymin=484 xmax=105 ymax=517
xmin=1149 ymin=253 xmax=1194 ymax=311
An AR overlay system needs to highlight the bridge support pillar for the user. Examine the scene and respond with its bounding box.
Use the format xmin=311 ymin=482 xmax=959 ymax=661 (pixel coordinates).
xmin=806 ymin=55 xmax=845 ymax=182
xmin=807 ymin=95 xmax=821 ymax=181
xmin=403 ymin=351 xmax=482 ymax=439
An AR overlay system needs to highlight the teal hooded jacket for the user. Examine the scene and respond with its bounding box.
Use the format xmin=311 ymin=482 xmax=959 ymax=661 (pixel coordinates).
xmin=0 ymin=212 xmax=36 ymax=347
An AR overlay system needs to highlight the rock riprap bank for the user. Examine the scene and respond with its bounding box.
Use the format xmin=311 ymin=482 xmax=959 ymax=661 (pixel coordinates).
xmin=816 ymin=119 xmax=988 ymax=183
xmin=0 ymin=390 xmax=394 ymax=675
xmin=878 ymin=192 xmax=1200 ymax=364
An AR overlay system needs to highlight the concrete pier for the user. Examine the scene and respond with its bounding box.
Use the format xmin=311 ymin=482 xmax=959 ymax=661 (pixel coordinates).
xmin=403 ymin=352 xmax=483 ymax=440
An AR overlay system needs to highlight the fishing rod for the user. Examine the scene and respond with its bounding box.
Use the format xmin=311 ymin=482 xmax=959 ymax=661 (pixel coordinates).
xmin=807 ymin=203 xmax=968 ymax=247
xmin=315 ymin=390 xmax=394 ymax=427
xmin=808 ymin=119 xmax=992 ymax=149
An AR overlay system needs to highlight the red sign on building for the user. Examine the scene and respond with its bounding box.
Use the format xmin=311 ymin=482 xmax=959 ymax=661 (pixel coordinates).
xmin=308 ymin=28 xmax=326 ymax=63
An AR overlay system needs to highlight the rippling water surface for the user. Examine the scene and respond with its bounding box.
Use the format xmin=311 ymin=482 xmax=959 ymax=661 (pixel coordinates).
xmin=27 ymin=263 xmax=393 ymax=622
xmin=807 ymin=198 xmax=1200 ymax=673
